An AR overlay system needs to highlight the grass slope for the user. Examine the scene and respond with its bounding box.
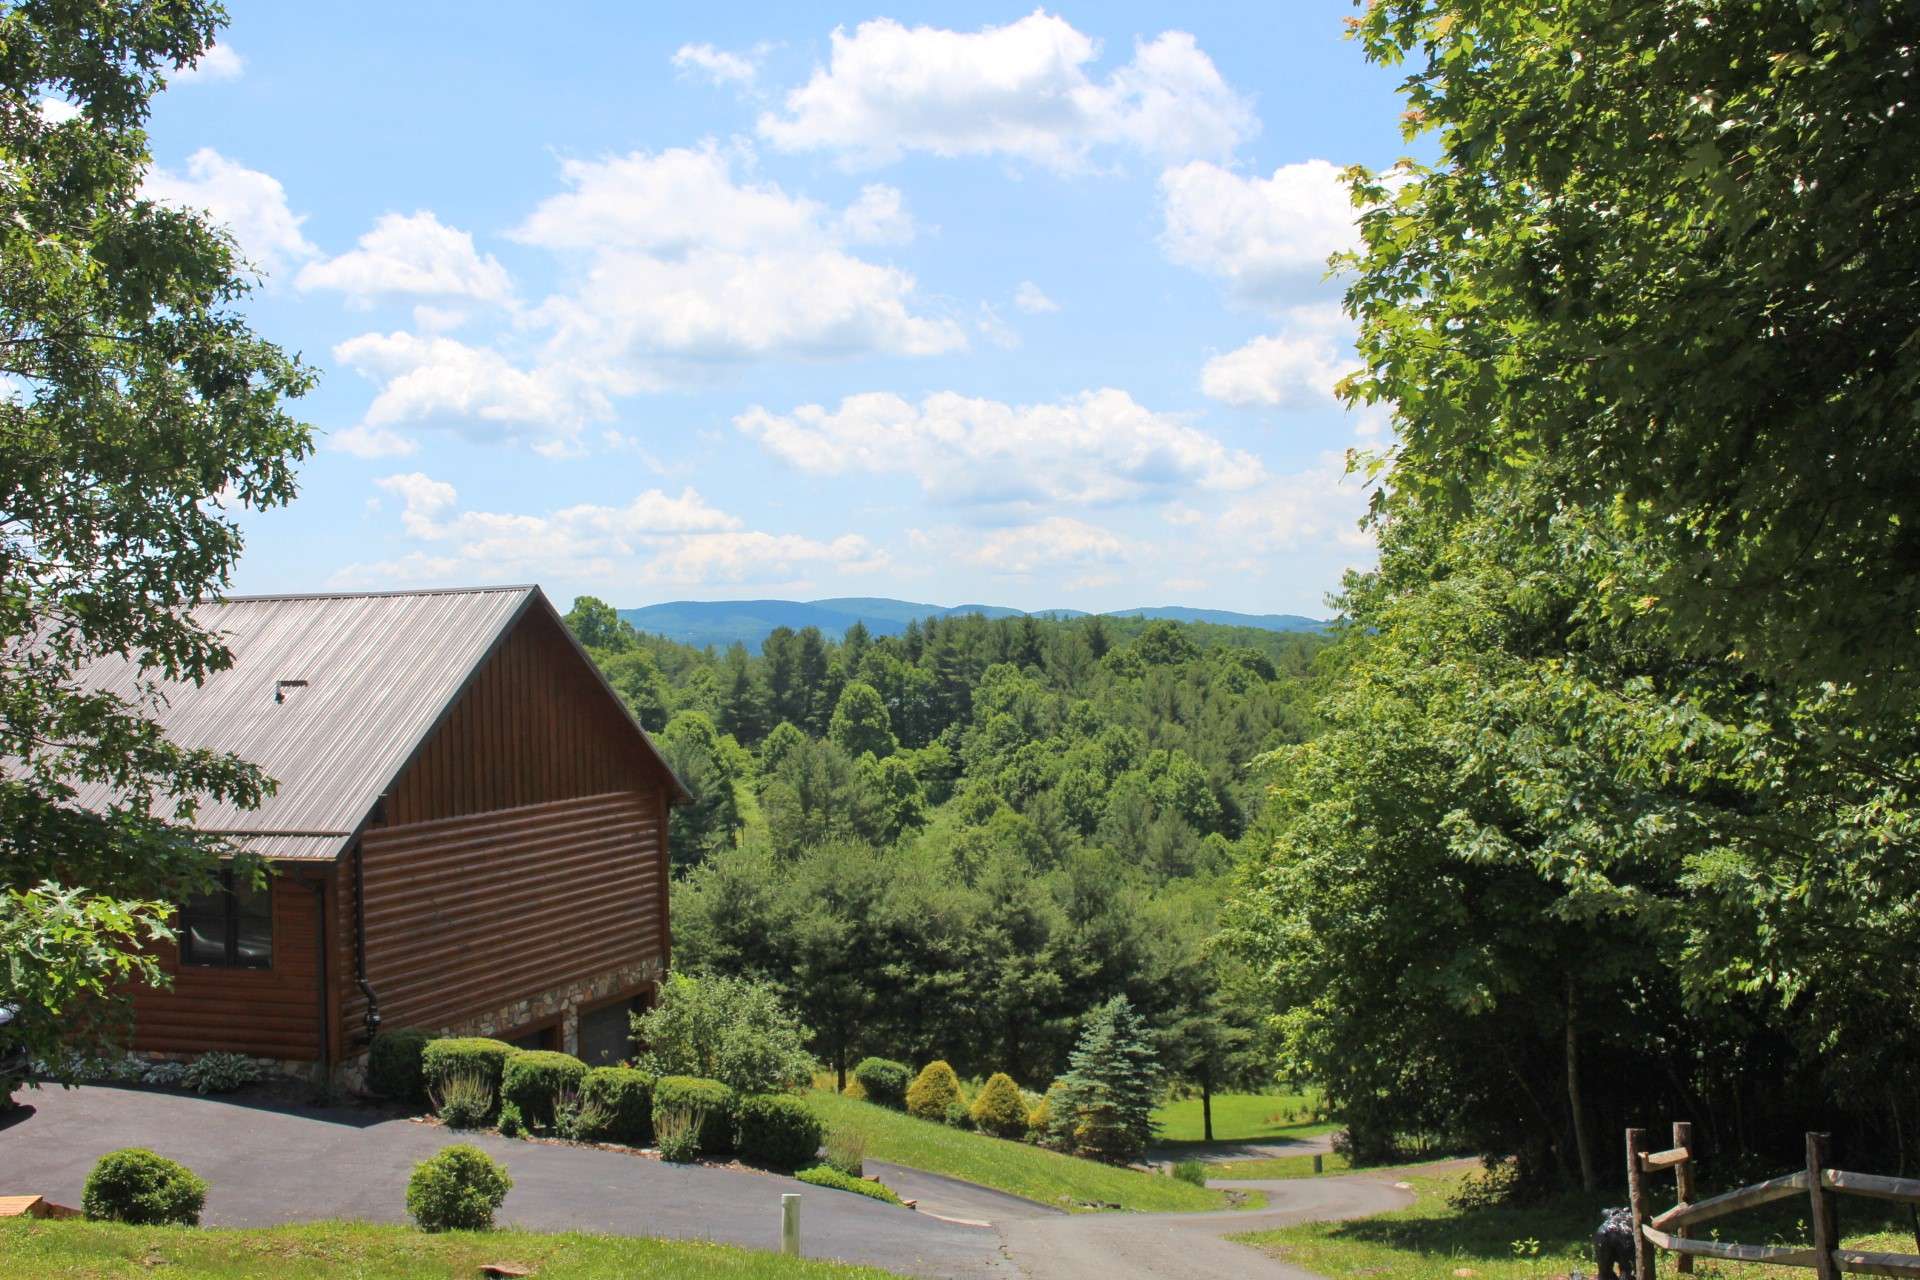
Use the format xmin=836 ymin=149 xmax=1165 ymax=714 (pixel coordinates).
xmin=0 ymin=1220 xmax=899 ymax=1280
xmin=1150 ymin=1090 xmax=1337 ymax=1144
xmin=1235 ymin=1167 xmax=1917 ymax=1280
xmin=805 ymin=1091 xmax=1232 ymax=1214
xmin=1210 ymin=1151 xmax=1354 ymax=1180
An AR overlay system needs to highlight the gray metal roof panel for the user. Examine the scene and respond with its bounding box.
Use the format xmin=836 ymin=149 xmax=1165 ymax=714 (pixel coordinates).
xmin=64 ymin=586 xmax=536 ymax=854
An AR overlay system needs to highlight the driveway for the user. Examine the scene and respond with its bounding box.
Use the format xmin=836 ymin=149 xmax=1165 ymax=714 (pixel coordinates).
xmin=995 ymin=1173 xmax=1411 ymax=1280
xmin=0 ymin=1085 xmax=1009 ymax=1278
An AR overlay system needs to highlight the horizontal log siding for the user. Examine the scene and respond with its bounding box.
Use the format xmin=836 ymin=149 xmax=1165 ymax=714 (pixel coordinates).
xmin=132 ymin=871 xmax=325 ymax=1061
xmin=383 ymin=607 xmax=664 ymax=827
xmin=343 ymin=792 xmax=664 ymax=1039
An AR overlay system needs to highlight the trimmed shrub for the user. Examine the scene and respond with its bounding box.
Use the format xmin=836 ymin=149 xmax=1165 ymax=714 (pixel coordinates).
xmin=796 ymin=1165 xmax=903 ymax=1205
xmin=81 ymin=1148 xmax=207 ymax=1226
xmin=943 ymin=1099 xmax=974 ymax=1130
xmin=501 ymin=1049 xmax=587 ymax=1130
xmin=905 ymin=1060 xmax=961 ymax=1121
xmin=421 ymin=1037 xmax=512 ymax=1110
xmin=367 ymin=1028 xmax=432 ymax=1105
xmin=970 ymin=1072 xmax=1027 ymax=1138
xmin=406 ymin=1143 xmax=512 ymax=1232
xmin=652 ymin=1075 xmax=736 ymax=1155
xmin=735 ymin=1093 xmax=824 ymax=1170
xmin=496 ymin=1100 xmax=526 ymax=1138
xmin=852 ymin=1057 xmax=911 ymax=1109
xmin=579 ymin=1066 xmax=653 ymax=1145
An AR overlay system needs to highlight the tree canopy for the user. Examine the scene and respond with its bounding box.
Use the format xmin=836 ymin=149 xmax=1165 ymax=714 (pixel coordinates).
xmin=0 ymin=1 xmax=314 ymax=1067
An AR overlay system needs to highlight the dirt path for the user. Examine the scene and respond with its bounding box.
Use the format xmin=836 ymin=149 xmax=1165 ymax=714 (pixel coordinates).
xmin=992 ymin=1172 xmax=1412 ymax=1280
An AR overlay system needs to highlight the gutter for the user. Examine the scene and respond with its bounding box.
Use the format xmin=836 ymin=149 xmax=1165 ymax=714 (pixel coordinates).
xmin=351 ymin=840 xmax=382 ymax=1043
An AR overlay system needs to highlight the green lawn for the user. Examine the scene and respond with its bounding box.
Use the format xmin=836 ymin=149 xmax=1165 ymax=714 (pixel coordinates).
xmin=1234 ymin=1167 xmax=1917 ymax=1280
xmin=805 ymin=1089 xmax=1243 ymax=1214
xmin=0 ymin=1220 xmax=897 ymax=1280
xmin=1210 ymin=1150 xmax=1354 ymax=1180
xmin=1151 ymin=1090 xmax=1338 ymax=1144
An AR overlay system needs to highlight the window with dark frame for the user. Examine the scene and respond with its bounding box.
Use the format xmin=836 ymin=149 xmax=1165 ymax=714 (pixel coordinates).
xmin=180 ymin=871 xmax=273 ymax=969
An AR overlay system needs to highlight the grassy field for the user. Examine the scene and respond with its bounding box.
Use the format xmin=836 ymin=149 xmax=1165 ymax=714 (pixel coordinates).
xmin=0 ymin=1220 xmax=898 ymax=1280
xmin=1151 ymin=1089 xmax=1338 ymax=1145
xmin=805 ymin=1089 xmax=1243 ymax=1213
xmin=1235 ymin=1166 xmax=1917 ymax=1280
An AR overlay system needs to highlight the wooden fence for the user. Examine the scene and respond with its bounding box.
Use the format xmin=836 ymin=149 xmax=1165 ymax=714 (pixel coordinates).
xmin=1628 ymin=1123 xmax=1920 ymax=1280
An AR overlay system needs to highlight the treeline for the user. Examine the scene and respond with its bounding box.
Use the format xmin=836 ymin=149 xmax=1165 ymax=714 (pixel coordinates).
xmin=568 ymin=599 xmax=1321 ymax=1092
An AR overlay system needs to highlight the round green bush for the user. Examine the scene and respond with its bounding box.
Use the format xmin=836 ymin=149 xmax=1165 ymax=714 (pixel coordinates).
xmin=82 ymin=1148 xmax=208 ymax=1226
xmin=852 ymin=1057 xmax=911 ymax=1109
xmin=406 ymin=1142 xmax=512 ymax=1232
xmin=905 ymin=1060 xmax=961 ymax=1121
xmin=652 ymin=1075 xmax=736 ymax=1155
xmin=368 ymin=1028 xmax=432 ymax=1105
xmin=501 ymin=1049 xmax=587 ymax=1129
xmin=421 ymin=1037 xmax=512 ymax=1114
xmin=735 ymin=1093 xmax=824 ymax=1170
xmin=580 ymin=1066 xmax=653 ymax=1145
xmin=970 ymin=1072 xmax=1028 ymax=1138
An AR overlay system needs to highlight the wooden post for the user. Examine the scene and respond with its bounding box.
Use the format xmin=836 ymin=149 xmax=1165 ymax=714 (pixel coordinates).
xmin=1628 ymin=1128 xmax=1655 ymax=1280
xmin=1314 ymin=1153 xmax=1324 ymax=1175
xmin=1807 ymin=1133 xmax=1841 ymax=1280
xmin=1672 ymin=1121 xmax=1695 ymax=1275
xmin=781 ymin=1193 xmax=801 ymax=1257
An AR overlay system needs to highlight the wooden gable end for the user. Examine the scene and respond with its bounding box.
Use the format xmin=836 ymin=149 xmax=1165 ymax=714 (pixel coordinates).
xmin=381 ymin=603 xmax=666 ymax=827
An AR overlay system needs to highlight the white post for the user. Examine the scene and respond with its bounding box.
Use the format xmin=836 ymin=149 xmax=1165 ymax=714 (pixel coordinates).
xmin=781 ymin=1193 xmax=801 ymax=1257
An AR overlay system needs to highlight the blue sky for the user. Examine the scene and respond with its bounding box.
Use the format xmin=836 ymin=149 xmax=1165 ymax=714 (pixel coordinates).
xmin=139 ymin=3 xmax=1411 ymax=617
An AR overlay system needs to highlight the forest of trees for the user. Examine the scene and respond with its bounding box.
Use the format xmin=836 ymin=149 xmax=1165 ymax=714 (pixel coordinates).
xmin=566 ymin=599 xmax=1316 ymax=1100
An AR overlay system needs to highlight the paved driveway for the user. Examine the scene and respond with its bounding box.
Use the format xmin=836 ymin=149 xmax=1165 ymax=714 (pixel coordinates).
xmin=0 ymin=1085 xmax=1009 ymax=1278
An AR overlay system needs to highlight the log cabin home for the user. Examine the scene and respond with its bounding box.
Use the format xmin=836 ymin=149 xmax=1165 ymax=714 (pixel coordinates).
xmin=66 ymin=585 xmax=686 ymax=1081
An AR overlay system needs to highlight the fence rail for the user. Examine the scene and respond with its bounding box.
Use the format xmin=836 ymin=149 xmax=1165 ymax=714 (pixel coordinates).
xmin=1628 ymin=1124 xmax=1920 ymax=1280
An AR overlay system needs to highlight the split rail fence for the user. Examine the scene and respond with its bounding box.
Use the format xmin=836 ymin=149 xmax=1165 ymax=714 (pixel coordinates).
xmin=1628 ymin=1123 xmax=1920 ymax=1280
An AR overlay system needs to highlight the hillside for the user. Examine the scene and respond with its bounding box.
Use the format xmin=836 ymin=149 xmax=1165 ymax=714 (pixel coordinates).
xmin=619 ymin=597 xmax=1326 ymax=650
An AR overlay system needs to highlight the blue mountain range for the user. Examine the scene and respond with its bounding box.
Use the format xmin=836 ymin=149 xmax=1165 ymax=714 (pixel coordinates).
xmin=618 ymin=597 xmax=1328 ymax=650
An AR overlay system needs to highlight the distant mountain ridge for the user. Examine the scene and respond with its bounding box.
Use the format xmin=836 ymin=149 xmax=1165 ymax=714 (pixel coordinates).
xmin=618 ymin=597 xmax=1328 ymax=650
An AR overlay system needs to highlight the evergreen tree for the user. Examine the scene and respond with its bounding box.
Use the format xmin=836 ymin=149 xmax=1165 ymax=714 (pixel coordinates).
xmin=1049 ymin=995 xmax=1161 ymax=1163
xmin=716 ymin=643 xmax=768 ymax=744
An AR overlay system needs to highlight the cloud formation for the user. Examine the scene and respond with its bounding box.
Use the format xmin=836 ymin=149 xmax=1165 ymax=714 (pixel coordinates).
xmin=1159 ymin=158 xmax=1358 ymax=309
xmin=736 ymin=388 xmax=1264 ymax=509
xmin=298 ymin=211 xmax=512 ymax=304
xmin=333 ymin=474 xmax=888 ymax=590
xmin=1201 ymin=308 xmax=1352 ymax=408
xmin=758 ymin=11 xmax=1255 ymax=171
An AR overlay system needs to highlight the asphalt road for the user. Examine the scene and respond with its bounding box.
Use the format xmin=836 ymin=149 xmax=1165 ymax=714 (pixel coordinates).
xmin=994 ymin=1172 xmax=1412 ymax=1280
xmin=0 ymin=1084 xmax=1010 ymax=1278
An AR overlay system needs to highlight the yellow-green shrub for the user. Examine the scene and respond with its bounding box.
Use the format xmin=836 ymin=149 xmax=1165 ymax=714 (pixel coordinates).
xmin=970 ymin=1072 xmax=1027 ymax=1138
xmin=905 ymin=1060 xmax=961 ymax=1121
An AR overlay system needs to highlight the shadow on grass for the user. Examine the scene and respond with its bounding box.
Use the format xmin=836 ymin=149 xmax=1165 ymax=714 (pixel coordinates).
xmin=1323 ymin=1189 xmax=1611 ymax=1263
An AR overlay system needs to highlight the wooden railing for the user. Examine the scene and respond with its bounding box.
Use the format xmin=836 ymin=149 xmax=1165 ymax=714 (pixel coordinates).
xmin=1628 ymin=1124 xmax=1920 ymax=1280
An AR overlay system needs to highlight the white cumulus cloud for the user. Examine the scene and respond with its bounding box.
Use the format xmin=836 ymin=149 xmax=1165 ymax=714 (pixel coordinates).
xmin=961 ymin=516 xmax=1132 ymax=576
xmin=758 ymin=11 xmax=1255 ymax=171
xmin=735 ymin=387 xmax=1264 ymax=510
xmin=334 ymin=332 xmax=607 ymax=455
xmin=673 ymin=42 xmax=763 ymax=89
xmin=1159 ymin=158 xmax=1359 ymax=309
xmin=143 ymin=148 xmax=315 ymax=276
xmin=298 ymin=211 xmax=513 ymax=304
xmin=836 ymin=184 xmax=915 ymax=244
xmin=335 ymin=475 xmax=888 ymax=591
xmin=1201 ymin=310 xmax=1352 ymax=408
xmin=174 ymin=42 xmax=244 ymax=83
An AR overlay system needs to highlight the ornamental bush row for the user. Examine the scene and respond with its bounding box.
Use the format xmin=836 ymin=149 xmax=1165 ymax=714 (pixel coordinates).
xmin=862 ymin=1058 xmax=1047 ymax=1142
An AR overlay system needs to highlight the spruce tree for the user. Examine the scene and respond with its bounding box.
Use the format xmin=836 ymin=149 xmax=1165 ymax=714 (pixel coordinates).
xmin=1049 ymin=995 xmax=1162 ymax=1163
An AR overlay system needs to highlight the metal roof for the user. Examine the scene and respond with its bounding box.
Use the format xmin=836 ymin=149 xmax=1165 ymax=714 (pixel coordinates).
xmin=62 ymin=585 xmax=682 ymax=861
